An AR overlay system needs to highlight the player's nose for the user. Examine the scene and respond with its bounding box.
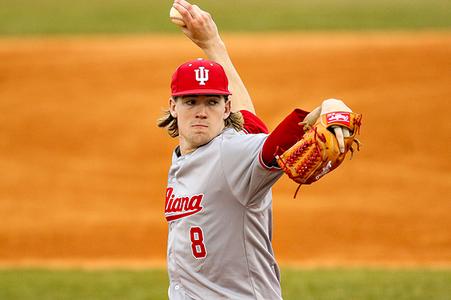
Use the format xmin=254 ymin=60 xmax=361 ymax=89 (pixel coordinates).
xmin=195 ymin=103 xmax=208 ymax=118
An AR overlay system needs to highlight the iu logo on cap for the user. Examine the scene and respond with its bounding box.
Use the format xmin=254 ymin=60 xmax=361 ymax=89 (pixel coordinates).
xmin=195 ymin=67 xmax=209 ymax=85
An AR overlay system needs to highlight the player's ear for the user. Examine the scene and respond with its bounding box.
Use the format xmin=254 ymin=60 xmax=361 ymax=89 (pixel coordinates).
xmin=169 ymin=97 xmax=177 ymax=118
xmin=223 ymin=97 xmax=231 ymax=119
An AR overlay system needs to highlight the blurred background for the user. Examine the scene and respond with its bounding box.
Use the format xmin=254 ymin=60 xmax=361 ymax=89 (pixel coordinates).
xmin=0 ymin=0 xmax=450 ymax=299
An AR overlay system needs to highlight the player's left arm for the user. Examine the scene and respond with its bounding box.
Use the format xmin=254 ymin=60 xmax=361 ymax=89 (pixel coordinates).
xmin=261 ymin=99 xmax=356 ymax=168
xmin=260 ymin=109 xmax=310 ymax=169
xmin=172 ymin=0 xmax=255 ymax=114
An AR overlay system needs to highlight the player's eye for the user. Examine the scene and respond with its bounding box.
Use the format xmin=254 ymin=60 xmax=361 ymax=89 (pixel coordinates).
xmin=208 ymin=99 xmax=219 ymax=105
xmin=184 ymin=99 xmax=196 ymax=105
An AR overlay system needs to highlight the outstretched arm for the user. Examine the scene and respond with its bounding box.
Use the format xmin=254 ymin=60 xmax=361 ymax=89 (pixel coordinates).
xmin=261 ymin=99 xmax=358 ymax=169
xmin=172 ymin=0 xmax=255 ymax=114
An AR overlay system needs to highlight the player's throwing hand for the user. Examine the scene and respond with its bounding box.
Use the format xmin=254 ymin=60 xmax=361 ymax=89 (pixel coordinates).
xmin=172 ymin=0 xmax=220 ymax=49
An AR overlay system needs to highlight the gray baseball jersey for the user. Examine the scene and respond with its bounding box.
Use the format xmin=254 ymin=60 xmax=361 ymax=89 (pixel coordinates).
xmin=165 ymin=127 xmax=283 ymax=300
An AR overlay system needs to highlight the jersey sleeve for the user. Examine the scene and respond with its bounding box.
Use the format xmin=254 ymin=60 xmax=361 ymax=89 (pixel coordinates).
xmin=261 ymin=108 xmax=309 ymax=168
xmin=240 ymin=110 xmax=269 ymax=134
xmin=220 ymin=132 xmax=282 ymax=208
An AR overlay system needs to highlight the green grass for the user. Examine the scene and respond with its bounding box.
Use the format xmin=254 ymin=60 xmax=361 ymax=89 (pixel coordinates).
xmin=0 ymin=267 xmax=450 ymax=300
xmin=0 ymin=0 xmax=450 ymax=35
xmin=282 ymin=268 xmax=451 ymax=300
xmin=0 ymin=268 xmax=169 ymax=300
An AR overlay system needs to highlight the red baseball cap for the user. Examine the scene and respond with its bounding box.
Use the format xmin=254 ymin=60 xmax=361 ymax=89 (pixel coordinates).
xmin=171 ymin=58 xmax=231 ymax=96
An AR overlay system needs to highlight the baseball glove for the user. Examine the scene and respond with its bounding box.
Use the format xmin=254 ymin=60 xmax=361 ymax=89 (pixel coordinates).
xmin=276 ymin=107 xmax=362 ymax=197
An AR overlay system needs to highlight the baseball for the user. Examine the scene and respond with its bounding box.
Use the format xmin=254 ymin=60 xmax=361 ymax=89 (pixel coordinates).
xmin=170 ymin=7 xmax=185 ymax=27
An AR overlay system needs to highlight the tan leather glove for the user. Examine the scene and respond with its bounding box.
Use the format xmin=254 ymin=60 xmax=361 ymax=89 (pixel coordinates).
xmin=276 ymin=99 xmax=362 ymax=196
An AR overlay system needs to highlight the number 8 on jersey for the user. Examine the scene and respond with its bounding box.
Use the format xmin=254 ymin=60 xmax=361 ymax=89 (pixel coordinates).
xmin=190 ymin=227 xmax=207 ymax=259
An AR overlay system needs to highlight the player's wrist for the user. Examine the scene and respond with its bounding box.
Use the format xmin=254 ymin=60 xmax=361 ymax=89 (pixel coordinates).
xmin=201 ymin=38 xmax=226 ymax=57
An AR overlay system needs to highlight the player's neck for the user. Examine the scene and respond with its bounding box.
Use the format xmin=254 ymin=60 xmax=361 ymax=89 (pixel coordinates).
xmin=178 ymin=139 xmax=197 ymax=156
xmin=179 ymin=145 xmax=196 ymax=156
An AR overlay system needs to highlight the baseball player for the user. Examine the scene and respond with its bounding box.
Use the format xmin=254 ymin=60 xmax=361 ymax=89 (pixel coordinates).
xmin=159 ymin=1 xmax=359 ymax=299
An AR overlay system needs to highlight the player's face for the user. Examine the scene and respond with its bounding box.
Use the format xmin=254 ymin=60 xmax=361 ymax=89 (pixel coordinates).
xmin=170 ymin=95 xmax=231 ymax=154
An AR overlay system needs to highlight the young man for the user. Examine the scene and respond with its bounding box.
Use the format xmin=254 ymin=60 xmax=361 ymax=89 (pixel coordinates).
xmin=159 ymin=1 xmax=353 ymax=299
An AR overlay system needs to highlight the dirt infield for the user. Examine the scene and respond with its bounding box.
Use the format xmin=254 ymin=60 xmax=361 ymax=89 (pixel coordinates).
xmin=0 ymin=32 xmax=450 ymax=267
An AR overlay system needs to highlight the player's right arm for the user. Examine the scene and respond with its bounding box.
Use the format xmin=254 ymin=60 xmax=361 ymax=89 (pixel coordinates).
xmin=172 ymin=0 xmax=255 ymax=114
